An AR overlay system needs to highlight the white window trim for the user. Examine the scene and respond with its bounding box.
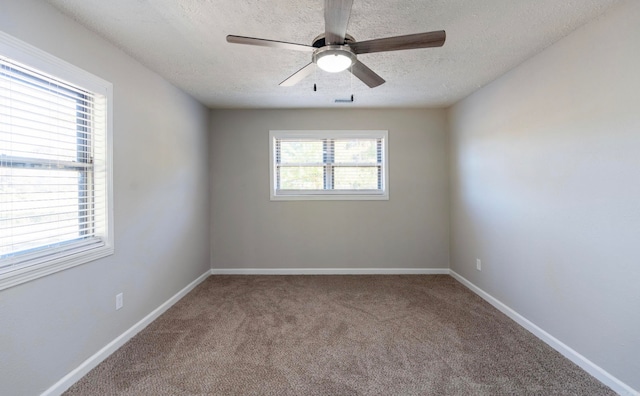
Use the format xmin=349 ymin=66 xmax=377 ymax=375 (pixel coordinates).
xmin=269 ymin=130 xmax=389 ymax=201
xmin=0 ymin=31 xmax=114 ymax=291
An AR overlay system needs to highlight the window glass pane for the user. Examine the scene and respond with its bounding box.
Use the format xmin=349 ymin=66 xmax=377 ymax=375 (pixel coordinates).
xmin=0 ymin=72 xmax=80 ymax=162
xmin=279 ymin=166 xmax=323 ymax=189
xmin=0 ymin=167 xmax=83 ymax=257
xmin=279 ymin=140 xmax=323 ymax=164
xmin=0 ymin=32 xmax=113 ymax=290
xmin=333 ymin=166 xmax=379 ymax=190
xmin=270 ymin=130 xmax=387 ymax=200
xmin=334 ymin=139 xmax=377 ymax=164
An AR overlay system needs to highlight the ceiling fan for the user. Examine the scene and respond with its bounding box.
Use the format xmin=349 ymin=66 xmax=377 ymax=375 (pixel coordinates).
xmin=226 ymin=0 xmax=445 ymax=88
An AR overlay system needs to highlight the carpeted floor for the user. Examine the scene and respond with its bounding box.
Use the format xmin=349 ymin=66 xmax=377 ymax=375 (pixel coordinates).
xmin=65 ymin=275 xmax=614 ymax=395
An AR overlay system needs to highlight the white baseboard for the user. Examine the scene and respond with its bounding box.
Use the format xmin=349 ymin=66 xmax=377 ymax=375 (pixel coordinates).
xmin=42 ymin=270 xmax=212 ymax=396
xmin=449 ymin=270 xmax=638 ymax=396
xmin=210 ymin=268 xmax=450 ymax=275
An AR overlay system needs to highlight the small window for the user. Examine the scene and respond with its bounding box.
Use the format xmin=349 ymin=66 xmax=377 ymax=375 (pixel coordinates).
xmin=0 ymin=32 xmax=113 ymax=290
xmin=269 ymin=130 xmax=389 ymax=200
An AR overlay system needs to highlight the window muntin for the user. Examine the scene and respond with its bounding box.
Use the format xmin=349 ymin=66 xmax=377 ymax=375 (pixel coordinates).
xmin=0 ymin=32 xmax=113 ymax=290
xmin=270 ymin=130 xmax=388 ymax=200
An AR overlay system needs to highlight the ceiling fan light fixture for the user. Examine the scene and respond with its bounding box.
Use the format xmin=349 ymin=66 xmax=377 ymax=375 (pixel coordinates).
xmin=313 ymin=46 xmax=356 ymax=73
xmin=317 ymin=53 xmax=352 ymax=72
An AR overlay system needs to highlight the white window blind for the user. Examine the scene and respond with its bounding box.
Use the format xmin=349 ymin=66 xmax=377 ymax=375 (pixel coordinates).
xmin=269 ymin=130 xmax=389 ymax=200
xmin=0 ymin=32 xmax=113 ymax=290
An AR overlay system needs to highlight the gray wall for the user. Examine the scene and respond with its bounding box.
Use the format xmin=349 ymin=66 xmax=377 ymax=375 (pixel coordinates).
xmin=0 ymin=1 xmax=211 ymax=395
xmin=448 ymin=1 xmax=640 ymax=390
xmin=210 ymin=109 xmax=449 ymax=270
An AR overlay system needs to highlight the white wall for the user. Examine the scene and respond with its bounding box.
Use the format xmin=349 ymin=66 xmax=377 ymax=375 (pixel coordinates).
xmin=210 ymin=109 xmax=449 ymax=271
xmin=0 ymin=1 xmax=211 ymax=395
xmin=448 ymin=0 xmax=640 ymax=391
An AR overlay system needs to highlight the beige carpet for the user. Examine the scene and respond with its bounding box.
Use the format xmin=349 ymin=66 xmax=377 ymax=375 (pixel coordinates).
xmin=65 ymin=275 xmax=614 ymax=395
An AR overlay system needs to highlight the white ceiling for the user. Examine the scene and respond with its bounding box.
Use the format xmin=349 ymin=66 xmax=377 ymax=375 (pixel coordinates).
xmin=45 ymin=0 xmax=619 ymax=109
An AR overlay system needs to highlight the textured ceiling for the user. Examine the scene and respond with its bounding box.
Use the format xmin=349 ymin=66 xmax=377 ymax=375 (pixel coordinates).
xmin=45 ymin=0 xmax=619 ymax=109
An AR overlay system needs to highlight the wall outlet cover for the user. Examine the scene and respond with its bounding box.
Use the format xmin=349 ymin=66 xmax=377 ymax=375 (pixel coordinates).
xmin=116 ymin=293 xmax=123 ymax=310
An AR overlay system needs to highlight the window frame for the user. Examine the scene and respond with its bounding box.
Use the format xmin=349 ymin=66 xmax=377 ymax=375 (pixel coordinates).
xmin=269 ymin=130 xmax=389 ymax=201
xmin=0 ymin=31 xmax=113 ymax=290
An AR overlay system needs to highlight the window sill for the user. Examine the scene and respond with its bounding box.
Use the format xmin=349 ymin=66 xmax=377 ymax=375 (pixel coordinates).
xmin=270 ymin=193 xmax=389 ymax=201
xmin=0 ymin=243 xmax=113 ymax=291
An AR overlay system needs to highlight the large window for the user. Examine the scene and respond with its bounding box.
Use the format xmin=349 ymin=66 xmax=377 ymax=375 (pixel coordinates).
xmin=269 ymin=130 xmax=388 ymax=200
xmin=0 ymin=32 xmax=113 ymax=290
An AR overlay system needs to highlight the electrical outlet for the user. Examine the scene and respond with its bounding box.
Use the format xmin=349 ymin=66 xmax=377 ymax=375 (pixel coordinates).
xmin=476 ymin=259 xmax=482 ymax=271
xmin=116 ymin=293 xmax=123 ymax=310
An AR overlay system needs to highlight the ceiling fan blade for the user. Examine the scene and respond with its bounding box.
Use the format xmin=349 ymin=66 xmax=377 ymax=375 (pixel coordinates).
xmin=324 ymin=0 xmax=353 ymax=45
xmin=280 ymin=63 xmax=316 ymax=87
xmin=350 ymin=30 xmax=446 ymax=54
xmin=349 ymin=61 xmax=385 ymax=88
xmin=227 ymin=35 xmax=314 ymax=52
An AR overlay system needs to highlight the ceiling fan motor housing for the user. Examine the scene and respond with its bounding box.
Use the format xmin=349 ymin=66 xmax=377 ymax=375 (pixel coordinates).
xmin=311 ymin=33 xmax=356 ymax=48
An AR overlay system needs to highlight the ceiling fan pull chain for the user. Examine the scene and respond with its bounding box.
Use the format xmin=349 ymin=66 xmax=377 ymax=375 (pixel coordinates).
xmin=314 ymin=66 xmax=318 ymax=91
xmin=350 ymin=64 xmax=353 ymax=96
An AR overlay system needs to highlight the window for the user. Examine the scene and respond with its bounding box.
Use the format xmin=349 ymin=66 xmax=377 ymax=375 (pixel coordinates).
xmin=269 ymin=130 xmax=388 ymax=200
xmin=0 ymin=32 xmax=113 ymax=290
